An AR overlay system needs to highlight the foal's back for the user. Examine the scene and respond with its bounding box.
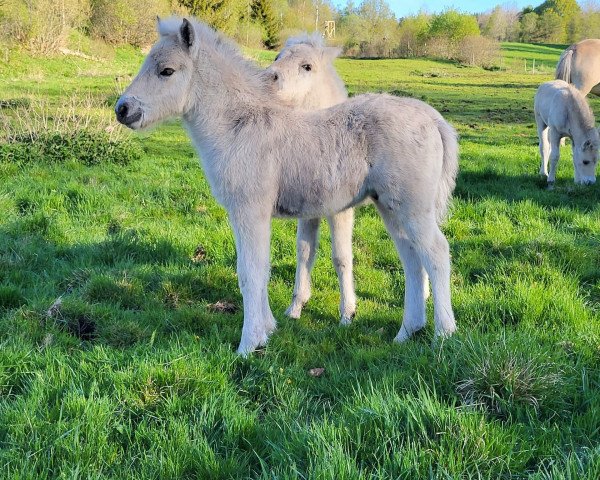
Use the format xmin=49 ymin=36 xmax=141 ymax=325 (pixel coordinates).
xmin=535 ymin=80 xmax=592 ymax=129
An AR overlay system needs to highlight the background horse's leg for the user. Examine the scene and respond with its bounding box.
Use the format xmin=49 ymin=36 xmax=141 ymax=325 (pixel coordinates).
xmin=286 ymin=218 xmax=320 ymax=319
xmin=230 ymin=212 xmax=274 ymax=355
xmin=326 ymin=209 xmax=356 ymax=325
xmin=376 ymin=205 xmax=428 ymax=341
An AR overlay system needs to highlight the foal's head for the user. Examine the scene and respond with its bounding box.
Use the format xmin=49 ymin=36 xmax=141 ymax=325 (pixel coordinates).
xmin=574 ymin=131 xmax=600 ymax=185
xmin=267 ymin=34 xmax=345 ymax=108
xmin=116 ymin=18 xmax=197 ymax=130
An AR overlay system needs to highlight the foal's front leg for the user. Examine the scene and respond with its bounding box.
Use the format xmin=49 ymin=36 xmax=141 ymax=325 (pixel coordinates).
xmin=538 ymin=123 xmax=550 ymax=178
xmin=230 ymin=212 xmax=276 ymax=356
xmin=547 ymin=128 xmax=562 ymax=185
xmin=286 ymin=218 xmax=320 ymax=319
xmin=327 ymin=209 xmax=357 ymax=325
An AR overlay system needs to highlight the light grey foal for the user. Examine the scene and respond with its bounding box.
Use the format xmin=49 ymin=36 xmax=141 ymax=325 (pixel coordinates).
xmin=116 ymin=17 xmax=459 ymax=355
xmin=269 ymin=34 xmax=356 ymax=325
xmin=535 ymin=80 xmax=599 ymax=186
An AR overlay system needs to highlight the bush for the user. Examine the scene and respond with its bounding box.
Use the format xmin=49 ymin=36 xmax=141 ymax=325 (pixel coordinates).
xmin=425 ymin=36 xmax=454 ymax=60
xmin=456 ymin=35 xmax=501 ymax=68
xmin=89 ymin=0 xmax=171 ymax=47
xmin=234 ymin=22 xmax=265 ymax=49
xmin=0 ymin=131 xmax=141 ymax=166
xmin=0 ymin=94 xmax=141 ymax=165
xmin=0 ymin=0 xmax=90 ymax=54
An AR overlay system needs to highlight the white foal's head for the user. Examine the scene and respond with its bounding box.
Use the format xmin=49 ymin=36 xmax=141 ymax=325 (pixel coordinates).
xmin=267 ymin=34 xmax=344 ymax=108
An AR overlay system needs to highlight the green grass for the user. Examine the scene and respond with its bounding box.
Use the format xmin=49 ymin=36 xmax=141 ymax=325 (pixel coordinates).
xmin=0 ymin=42 xmax=599 ymax=479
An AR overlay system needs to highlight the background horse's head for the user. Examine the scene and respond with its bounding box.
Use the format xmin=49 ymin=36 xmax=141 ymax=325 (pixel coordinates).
xmin=116 ymin=18 xmax=196 ymax=130
xmin=573 ymin=131 xmax=600 ymax=185
xmin=267 ymin=34 xmax=345 ymax=108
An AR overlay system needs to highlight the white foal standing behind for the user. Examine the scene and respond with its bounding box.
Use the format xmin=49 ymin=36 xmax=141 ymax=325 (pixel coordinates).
xmin=116 ymin=17 xmax=458 ymax=355
xmin=535 ymin=80 xmax=599 ymax=186
xmin=268 ymin=34 xmax=357 ymax=325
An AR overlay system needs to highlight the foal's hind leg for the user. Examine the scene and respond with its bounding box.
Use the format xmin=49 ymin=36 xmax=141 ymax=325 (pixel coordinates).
xmin=286 ymin=218 xmax=320 ymax=319
xmin=327 ymin=209 xmax=357 ymax=325
xmin=375 ymin=205 xmax=428 ymax=341
xmin=378 ymin=204 xmax=456 ymax=340
xmin=409 ymin=219 xmax=456 ymax=338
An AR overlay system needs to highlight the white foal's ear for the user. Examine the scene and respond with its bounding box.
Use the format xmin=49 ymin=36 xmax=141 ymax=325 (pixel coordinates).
xmin=180 ymin=18 xmax=194 ymax=49
xmin=323 ymin=46 xmax=342 ymax=61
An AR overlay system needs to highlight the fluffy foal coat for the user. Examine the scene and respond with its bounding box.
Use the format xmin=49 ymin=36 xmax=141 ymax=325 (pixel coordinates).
xmin=116 ymin=18 xmax=459 ymax=355
xmin=534 ymin=80 xmax=599 ymax=185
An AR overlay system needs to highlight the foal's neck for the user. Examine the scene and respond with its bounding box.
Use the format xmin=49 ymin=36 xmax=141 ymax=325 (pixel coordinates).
xmin=569 ymin=93 xmax=596 ymax=141
xmin=187 ymin=30 xmax=272 ymax=123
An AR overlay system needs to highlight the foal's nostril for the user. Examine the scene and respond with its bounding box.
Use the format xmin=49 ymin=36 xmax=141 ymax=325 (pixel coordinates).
xmin=583 ymin=160 xmax=591 ymax=165
xmin=117 ymin=103 xmax=128 ymax=120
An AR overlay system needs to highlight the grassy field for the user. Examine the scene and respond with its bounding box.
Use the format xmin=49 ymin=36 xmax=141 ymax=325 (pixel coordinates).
xmin=0 ymin=40 xmax=599 ymax=479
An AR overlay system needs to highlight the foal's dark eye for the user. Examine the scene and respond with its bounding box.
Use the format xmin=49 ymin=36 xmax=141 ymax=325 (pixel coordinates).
xmin=301 ymin=64 xmax=312 ymax=72
xmin=160 ymin=68 xmax=175 ymax=77
xmin=272 ymin=73 xmax=279 ymax=81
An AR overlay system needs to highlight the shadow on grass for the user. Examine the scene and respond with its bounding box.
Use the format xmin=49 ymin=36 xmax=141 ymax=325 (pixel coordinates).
xmin=455 ymin=169 xmax=600 ymax=210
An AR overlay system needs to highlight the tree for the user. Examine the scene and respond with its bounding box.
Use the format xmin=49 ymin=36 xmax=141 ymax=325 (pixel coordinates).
xmin=534 ymin=0 xmax=582 ymax=42
xmin=397 ymin=12 xmax=430 ymax=57
xmin=580 ymin=0 xmax=600 ymax=39
xmin=178 ymin=0 xmax=246 ymax=35
xmin=480 ymin=5 xmax=520 ymax=42
xmin=519 ymin=11 xmax=539 ymax=43
xmin=537 ymin=8 xmax=564 ymax=42
xmin=428 ymin=9 xmax=480 ymax=42
xmin=252 ymin=0 xmax=279 ymax=48
xmin=337 ymin=0 xmax=398 ymax=57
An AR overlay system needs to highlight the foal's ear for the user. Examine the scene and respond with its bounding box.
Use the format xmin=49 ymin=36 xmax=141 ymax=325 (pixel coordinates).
xmin=180 ymin=18 xmax=194 ymax=49
xmin=322 ymin=46 xmax=342 ymax=61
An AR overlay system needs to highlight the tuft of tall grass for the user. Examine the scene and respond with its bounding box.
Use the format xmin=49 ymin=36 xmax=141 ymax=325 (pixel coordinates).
xmin=0 ymin=94 xmax=141 ymax=165
xmin=451 ymin=333 xmax=575 ymax=420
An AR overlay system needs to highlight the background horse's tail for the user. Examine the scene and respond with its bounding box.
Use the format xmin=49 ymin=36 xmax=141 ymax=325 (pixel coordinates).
xmin=556 ymin=45 xmax=575 ymax=83
xmin=435 ymin=118 xmax=459 ymax=224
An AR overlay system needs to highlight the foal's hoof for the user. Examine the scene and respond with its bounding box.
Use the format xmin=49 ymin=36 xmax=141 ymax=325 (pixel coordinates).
xmin=394 ymin=324 xmax=424 ymax=343
xmin=285 ymin=303 xmax=303 ymax=319
xmin=236 ymin=328 xmax=273 ymax=357
xmin=340 ymin=312 xmax=355 ymax=326
xmin=433 ymin=323 xmax=457 ymax=342
xmin=546 ymin=182 xmax=555 ymax=191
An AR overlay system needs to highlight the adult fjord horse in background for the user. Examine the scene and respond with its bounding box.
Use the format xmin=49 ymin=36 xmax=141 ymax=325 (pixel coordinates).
xmin=115 ymin=17 xmax=458 ymax=355
xmin=556 ymin=39 xmax=600 ymax=96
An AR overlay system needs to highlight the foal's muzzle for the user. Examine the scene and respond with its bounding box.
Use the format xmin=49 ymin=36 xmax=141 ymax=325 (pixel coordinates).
xmin=115 ymin=96 xmax=142 ymax=128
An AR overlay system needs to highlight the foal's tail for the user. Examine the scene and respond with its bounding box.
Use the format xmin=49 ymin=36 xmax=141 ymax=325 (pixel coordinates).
xmin=556 ymin=45 xmax=575 ymax=83
xmin=435 ymin=118 xmax=459 ymax=224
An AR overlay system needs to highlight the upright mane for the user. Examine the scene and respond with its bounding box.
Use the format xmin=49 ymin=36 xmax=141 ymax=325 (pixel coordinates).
xmin=284 ymin=32 xmax=326 ymax=49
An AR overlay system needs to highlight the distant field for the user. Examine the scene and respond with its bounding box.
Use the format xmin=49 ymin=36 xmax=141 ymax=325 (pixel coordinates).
xmin=0 ymin=41 xmax=599 ymax=478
